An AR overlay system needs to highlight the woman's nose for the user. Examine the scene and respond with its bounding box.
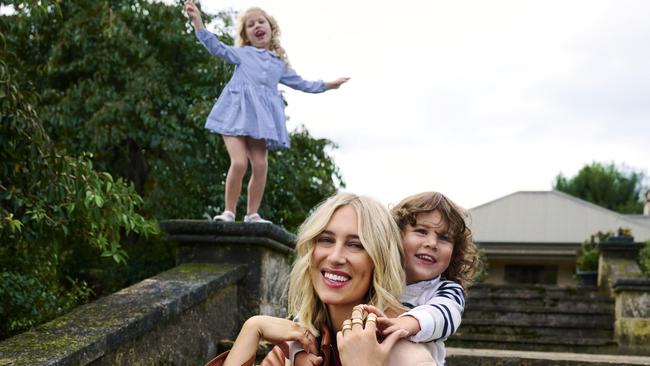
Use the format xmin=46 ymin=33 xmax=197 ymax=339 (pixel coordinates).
xmin=326 ymin=243 xmax=346 ymax=265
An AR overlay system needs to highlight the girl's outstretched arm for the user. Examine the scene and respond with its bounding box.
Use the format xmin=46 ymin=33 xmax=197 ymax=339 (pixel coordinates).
xmin=325 ymin=77 xmax=350 ymax=90
xmin=223 ymin=316 xmax=318 ymax=366
xmin=185 ymin=0 xmax=205 ymax=30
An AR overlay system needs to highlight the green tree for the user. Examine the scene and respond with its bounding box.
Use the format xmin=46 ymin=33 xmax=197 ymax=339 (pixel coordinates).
xmin=1 ymin=0 xmax=343 ymax=230
xmin=1 ymin=41 xmax=159 ymax=339
xmin=554 ymin=162 xmax=646 ymax=213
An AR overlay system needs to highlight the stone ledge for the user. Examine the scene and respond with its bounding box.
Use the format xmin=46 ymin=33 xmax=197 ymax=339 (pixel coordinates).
xmin=614 ymin=278 xmax=650 ymax=292
xmin=447 ymin=347 xmax=650 ymax=365
xmin=0 ymin=263 xmax=247 ymax=366
xmin=160 ymin=220 xmax=296 ymax=249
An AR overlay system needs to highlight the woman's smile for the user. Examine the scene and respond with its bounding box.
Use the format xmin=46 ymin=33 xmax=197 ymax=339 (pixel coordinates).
xmin=310 ymin=205 xmax=374 ymax=308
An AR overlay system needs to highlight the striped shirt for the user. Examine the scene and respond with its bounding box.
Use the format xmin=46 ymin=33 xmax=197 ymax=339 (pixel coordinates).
xmin=399 ymin=276 xmax=465 ymax=365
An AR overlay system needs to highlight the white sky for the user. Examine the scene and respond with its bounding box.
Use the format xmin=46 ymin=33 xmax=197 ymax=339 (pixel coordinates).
xmin=9 ymin=1 xmax=650 ymax=209
xmin=204 ymin=0 xmax=648 ymax=210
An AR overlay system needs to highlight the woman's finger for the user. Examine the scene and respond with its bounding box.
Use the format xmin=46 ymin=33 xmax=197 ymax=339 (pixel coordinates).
xmin=364 ymin=313 xmax=378 ymax=333
xmin=379 ymin=329 xmax=409 ymax=353
xmin=362 ymin=304 xmax=387 ymax=318
xmin=351 ymin=307 xmax=364 ymax=331
xmin=297 ymin=329 xmax=318 ymax=355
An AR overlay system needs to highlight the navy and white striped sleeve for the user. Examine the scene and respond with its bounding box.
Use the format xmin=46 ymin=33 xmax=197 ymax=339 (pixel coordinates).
xmin=400 ymin=281 xmax=465 ymax=343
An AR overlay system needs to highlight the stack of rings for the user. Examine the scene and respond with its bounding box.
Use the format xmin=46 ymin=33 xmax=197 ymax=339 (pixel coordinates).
xmin=366 ymin=313 xmax=377 ymax=324
xmin=341 ymin=319 xmax=352 ymax=333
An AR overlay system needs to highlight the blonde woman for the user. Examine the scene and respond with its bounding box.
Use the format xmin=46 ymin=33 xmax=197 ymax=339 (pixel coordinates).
xmin=208 ymin=193 xmax=434 ymax=366
xmin=185 ymin=1 xmax=349 ymax=224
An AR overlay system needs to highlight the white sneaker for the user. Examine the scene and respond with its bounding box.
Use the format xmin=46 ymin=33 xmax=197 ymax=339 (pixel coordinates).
xmin=213 ymin=210 xmax=235 ymax=222
xmin=244 ymin=213 xmax=272 ymax=224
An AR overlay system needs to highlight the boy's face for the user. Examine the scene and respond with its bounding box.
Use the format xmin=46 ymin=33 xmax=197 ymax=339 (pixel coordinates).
xmin=402 ymin=210 xmax=454 ymax=285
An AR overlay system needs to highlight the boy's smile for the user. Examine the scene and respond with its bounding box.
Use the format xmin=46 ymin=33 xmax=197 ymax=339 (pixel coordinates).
xmin=402 ymin=210 xmax=454 ymax=284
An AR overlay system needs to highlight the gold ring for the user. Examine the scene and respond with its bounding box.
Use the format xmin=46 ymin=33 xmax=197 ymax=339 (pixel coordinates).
xmin=366 ymin=314 xmax=377 ymax=323
xmin=351 ymin=318 xmax=364 ymax=325
xmin=304 ymin=329 xmax=311 ymax=339
xmin=342 ymin=324 xmax=352 ymax=332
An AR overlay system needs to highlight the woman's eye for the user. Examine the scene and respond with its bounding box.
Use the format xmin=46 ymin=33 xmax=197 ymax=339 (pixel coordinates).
xmin=415 ymin=228 xmax=427 ymax=235
xmin=348 ymin=242 xmax=364 ymax=250
xmin=316 ymin=236 xmax=334 ymax=244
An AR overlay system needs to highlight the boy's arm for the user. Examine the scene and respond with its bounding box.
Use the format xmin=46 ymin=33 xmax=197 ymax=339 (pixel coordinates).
xmin=402 ymin=281 xmax=465 ymax=343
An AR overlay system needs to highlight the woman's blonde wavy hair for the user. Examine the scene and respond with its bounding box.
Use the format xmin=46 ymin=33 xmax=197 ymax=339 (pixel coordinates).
xmin=288 ymin=193 xmax=405 ymax=336
xmin=235 ymin=7 xmax=289 ymax=65
xmin=391 ymin=192 xmax=480 ymax=290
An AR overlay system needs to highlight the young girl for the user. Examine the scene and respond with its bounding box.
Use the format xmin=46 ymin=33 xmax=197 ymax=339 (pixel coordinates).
xmin=185 ymin=1 xmax=349 ymax=223
xmin=367 ymin=191 xmax=480 ymax=365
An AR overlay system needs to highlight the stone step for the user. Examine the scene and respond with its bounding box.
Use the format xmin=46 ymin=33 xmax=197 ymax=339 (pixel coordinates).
xmin=455 ymin=323 xmax=613 ymax=340
xmin=447 ymin=333 xmax=616 ymax=349
xmin=465 ymin=298 xmax=614 ymax=313
xmin=446 ymin=347 xmax=650 ymax=365
xmin=468 ymin=284 xmax=612 ymax=302
xmin=461 ymin=310 xmax=613 ymax=328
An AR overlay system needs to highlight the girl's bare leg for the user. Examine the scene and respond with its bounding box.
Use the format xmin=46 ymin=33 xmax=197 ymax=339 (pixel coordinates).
xmin=222 ymin=136 xmax=249 ymax=214
xmin=245 ymin=137 xmax=268 ymax=215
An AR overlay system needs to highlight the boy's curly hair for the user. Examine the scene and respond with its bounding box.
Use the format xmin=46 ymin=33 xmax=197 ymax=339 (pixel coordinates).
xmin=391 ymin=192 xmax=480 ymax=290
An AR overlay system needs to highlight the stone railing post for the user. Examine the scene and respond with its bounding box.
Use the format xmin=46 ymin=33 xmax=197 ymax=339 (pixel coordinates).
xmin=598 ymin=235 xmax=650 ymax=354
xmin=160 ymin=220 xmax=295 ymax=323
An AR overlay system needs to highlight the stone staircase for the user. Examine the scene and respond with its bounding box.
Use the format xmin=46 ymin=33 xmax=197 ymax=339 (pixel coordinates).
xmin=446 ymin=283 xmax=617 ymax=353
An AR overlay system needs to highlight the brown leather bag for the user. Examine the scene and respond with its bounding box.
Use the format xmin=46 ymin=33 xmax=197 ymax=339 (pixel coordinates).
xmin=204 ymin=351 xmax=255 ymax=366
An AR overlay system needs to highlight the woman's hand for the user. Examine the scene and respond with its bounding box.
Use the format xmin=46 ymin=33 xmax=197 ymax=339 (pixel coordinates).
xmin=337 ymin=306 xmax=409 ymax=366
xmin=224 ymin=316 xmax=318 ymax=366
xmin=184 ymin=0 xmax=205 ymax=30
xmin=325 ymin=77 xmax=350 ymax=90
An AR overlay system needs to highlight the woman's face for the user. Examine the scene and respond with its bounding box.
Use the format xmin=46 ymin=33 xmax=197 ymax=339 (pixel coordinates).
xmin=310 ymin=205 xmax=374 ymax=309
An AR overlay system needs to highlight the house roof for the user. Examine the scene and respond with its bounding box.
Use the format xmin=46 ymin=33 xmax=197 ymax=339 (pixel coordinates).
xmin=469 ymin=191 xmax=650 ymax=243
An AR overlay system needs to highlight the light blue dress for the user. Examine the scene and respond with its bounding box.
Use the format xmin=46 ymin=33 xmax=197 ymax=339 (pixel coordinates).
xmin=196 ymin=29 xmax=326 ymax=149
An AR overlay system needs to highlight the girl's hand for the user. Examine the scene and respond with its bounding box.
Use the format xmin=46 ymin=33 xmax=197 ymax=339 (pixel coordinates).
xmin=184 ymin=0 xmax=205 ymax=30
xmin=325 ymin=77 xmax=350 ymax=90
xmin=337 ymin=308 xmax=409 ymax=366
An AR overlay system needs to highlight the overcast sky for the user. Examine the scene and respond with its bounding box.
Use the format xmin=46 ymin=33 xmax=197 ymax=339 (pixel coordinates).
xmin=201 ymin=0 xmax=649 ymax=210
xmin=9 ymin=1 xmax=648 ymax=210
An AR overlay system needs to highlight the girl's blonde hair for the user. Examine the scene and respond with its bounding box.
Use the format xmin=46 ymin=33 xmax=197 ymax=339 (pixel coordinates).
xmin=392 ymin=192 xmax=480 ymax=290
xmin=235 ymin=7 xmax=289 ymax=64
xmin=288 ymin=193 xmax=405 ymax=335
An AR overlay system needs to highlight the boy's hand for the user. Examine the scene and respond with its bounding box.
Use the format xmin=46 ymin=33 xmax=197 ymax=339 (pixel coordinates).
xmin=362 ymin=305 xmax=421 ymax=337
xmin=380 ymin=316 xmax=421 ymax=337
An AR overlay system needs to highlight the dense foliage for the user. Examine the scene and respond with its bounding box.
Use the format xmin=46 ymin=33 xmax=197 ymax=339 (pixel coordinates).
xmin=1 ymin=0 xmax=343 ymax=339
xmin=554 ymin=162 xmax=646 ymax=214
xmin=0 ymin=45 xmax=159 ymax=338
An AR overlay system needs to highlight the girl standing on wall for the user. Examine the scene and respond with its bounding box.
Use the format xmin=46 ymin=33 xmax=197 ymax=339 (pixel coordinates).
xmin=185 ymin=0 xmax=349 ymax=223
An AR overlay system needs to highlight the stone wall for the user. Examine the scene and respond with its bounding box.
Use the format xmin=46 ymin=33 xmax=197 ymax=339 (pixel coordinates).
xmin=0 ymin=220 xmax=296 ymax=365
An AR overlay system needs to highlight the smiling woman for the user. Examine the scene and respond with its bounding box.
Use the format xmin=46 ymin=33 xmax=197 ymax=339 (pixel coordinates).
xmin=207 ymin=193 xmax=435 ymax=366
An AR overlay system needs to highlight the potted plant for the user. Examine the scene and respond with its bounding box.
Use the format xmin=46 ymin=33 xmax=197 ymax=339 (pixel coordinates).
xmin=576 ymin=231 xmax=610 ymax=288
